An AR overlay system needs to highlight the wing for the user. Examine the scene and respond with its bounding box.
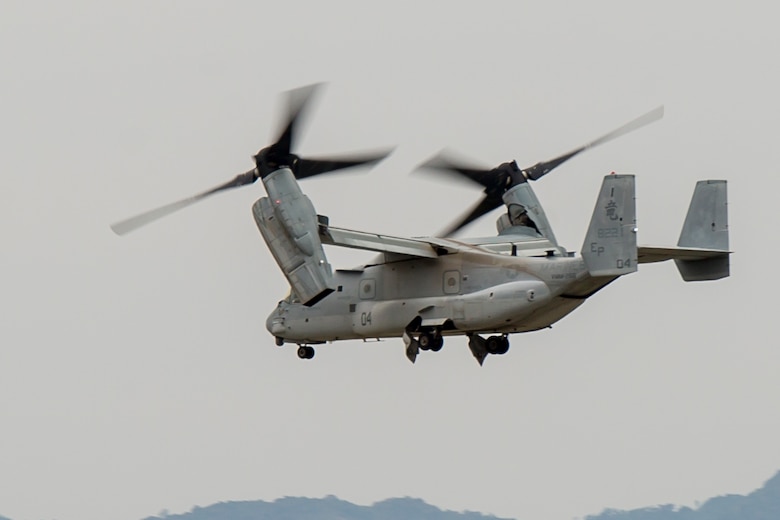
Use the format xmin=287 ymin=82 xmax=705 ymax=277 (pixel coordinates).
xmin=320 ymin=225 xmax=460 ymax=258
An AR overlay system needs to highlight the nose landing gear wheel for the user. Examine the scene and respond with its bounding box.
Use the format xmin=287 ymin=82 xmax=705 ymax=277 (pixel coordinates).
xmin=297 ymin=346 xmax=315 ymax=359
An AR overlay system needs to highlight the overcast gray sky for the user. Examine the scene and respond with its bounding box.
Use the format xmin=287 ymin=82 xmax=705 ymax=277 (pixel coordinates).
xmin=2 ymin=2 xmax=778 ymax=520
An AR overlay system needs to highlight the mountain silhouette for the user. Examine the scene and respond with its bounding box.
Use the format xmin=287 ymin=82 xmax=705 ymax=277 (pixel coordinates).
xmin=2 ymin=471 xmax=778 ymax=520
xmin=142 ymin=496 xmax=511 ymax=520
xmin=585 ymin=471 xmax=780 ymax=520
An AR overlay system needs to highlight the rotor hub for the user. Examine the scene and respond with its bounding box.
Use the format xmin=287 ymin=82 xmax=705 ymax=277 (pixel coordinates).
xmin=254 ymin=147 xmax=299 ymax=178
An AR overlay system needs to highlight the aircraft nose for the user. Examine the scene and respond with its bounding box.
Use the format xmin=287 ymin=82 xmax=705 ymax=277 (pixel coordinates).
xmin=266 ymin=307 xmax=286 ymax=336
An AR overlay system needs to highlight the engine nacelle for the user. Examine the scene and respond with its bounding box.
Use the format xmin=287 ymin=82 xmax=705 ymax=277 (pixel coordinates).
xmin=252 ymin=168 xmax=334 ymax=306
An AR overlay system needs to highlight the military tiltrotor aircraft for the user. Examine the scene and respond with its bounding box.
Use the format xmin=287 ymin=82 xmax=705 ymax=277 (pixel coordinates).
xmin=112 ymin=85 xmax=730 ymax=365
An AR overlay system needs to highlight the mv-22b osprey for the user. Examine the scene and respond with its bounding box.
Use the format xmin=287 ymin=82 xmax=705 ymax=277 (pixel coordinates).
xmin=112 ymin=85 xmax=730 ymax=365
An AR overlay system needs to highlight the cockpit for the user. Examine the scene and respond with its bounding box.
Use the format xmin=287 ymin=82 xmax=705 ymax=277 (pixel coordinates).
xmin=496 ymin=203 xmax=542 ymax=237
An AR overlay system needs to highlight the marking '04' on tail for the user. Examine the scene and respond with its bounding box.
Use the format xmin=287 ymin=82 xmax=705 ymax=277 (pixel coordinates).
xmin=582 ymin=174 xmax=638 ymax=277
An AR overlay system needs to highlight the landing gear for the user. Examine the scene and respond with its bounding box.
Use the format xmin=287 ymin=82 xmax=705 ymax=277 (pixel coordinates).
xmin=486 ymin=335 xmax=510 ymax=355
xmin=418 ymin=330 xmax=444 ymax=352
xmin=402 ymin=320 xmax=445 ymax=363
xmin=468 ymin=334 xmax=510 ymax=365
xmin=297 ymin=345 xmax=315 ymax=359
xmin=418 ymin=331 xmax=433 ymax=350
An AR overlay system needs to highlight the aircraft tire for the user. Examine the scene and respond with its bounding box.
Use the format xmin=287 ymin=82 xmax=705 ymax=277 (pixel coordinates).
xmin=495 ymin=336 xmax=510 ymax=355
xmin=297 ymin=346 xmax=315 ymax=359
xmin=418 ymin=332 xmax=433 ymax=351
xmin=486 ymin=335 xmax=502 ymax=355
xmin=430 ymin=335 xmax=444 ymax=352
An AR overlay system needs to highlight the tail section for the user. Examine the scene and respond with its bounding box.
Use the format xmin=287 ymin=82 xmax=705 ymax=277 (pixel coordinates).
xmin=675 ymin=180 xmax=729 ymax=281
xmin=582 ymin=174 xmax=638 ymax=277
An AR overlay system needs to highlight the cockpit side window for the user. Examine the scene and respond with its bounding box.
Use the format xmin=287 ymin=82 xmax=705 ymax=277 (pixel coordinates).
xmin=507 ymin=204 xmax=541 ymax=235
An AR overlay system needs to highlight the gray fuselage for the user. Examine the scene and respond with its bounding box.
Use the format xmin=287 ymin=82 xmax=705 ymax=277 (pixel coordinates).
xmin=266 ymin=241 xmax=613 ymax=344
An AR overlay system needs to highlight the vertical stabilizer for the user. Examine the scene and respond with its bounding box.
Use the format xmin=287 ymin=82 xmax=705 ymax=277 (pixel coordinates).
xmin=582 ymin=174 xmax=637 ymax=277
xmin=675 ymin=180 xmax=729 ymax=281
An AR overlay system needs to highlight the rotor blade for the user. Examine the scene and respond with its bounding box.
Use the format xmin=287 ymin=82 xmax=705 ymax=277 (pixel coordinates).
xmin=439 ymin=193 xmax=504 ymax=237
xmin=110 ymin=170 xmax=257 ymax=235
xmin=418 ymin=150 xmax=495 ymax=190
xmin=294 ymin=148 xmax=394 ymax=179
xmin=524 ymin=105 xmax=664 ymax=181
xmin=273 ymin=83 xmax=322 ymax=155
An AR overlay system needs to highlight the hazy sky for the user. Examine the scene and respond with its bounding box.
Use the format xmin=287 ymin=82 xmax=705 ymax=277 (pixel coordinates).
xmin=2 ymin=2 xmax=779 ymax=520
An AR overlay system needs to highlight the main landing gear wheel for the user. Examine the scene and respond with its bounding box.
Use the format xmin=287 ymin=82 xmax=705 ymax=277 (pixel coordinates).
xmin=418 ymin=331 xmax=444 ymax=352
xmin=485 ymin=335 xmax=510 ymax=355
xmin=297 ymin=346 xmax=315 ymax=359
xmin=418 ymin=332 xmax=433 ymax=351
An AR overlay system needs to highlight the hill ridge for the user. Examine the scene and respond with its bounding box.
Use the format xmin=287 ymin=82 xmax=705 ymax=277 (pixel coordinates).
xmin=142 ymin=495 xmax=512 ymax=520
xmin=585 ymin=470 xmax=780 ymax=520
xmin=2 ymin=471 xmax=778 ymax=520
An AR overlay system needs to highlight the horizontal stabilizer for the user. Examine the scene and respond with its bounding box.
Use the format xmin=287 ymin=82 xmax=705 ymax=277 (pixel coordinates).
xmin=638 ymin=246 xmax=731 ymax=264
